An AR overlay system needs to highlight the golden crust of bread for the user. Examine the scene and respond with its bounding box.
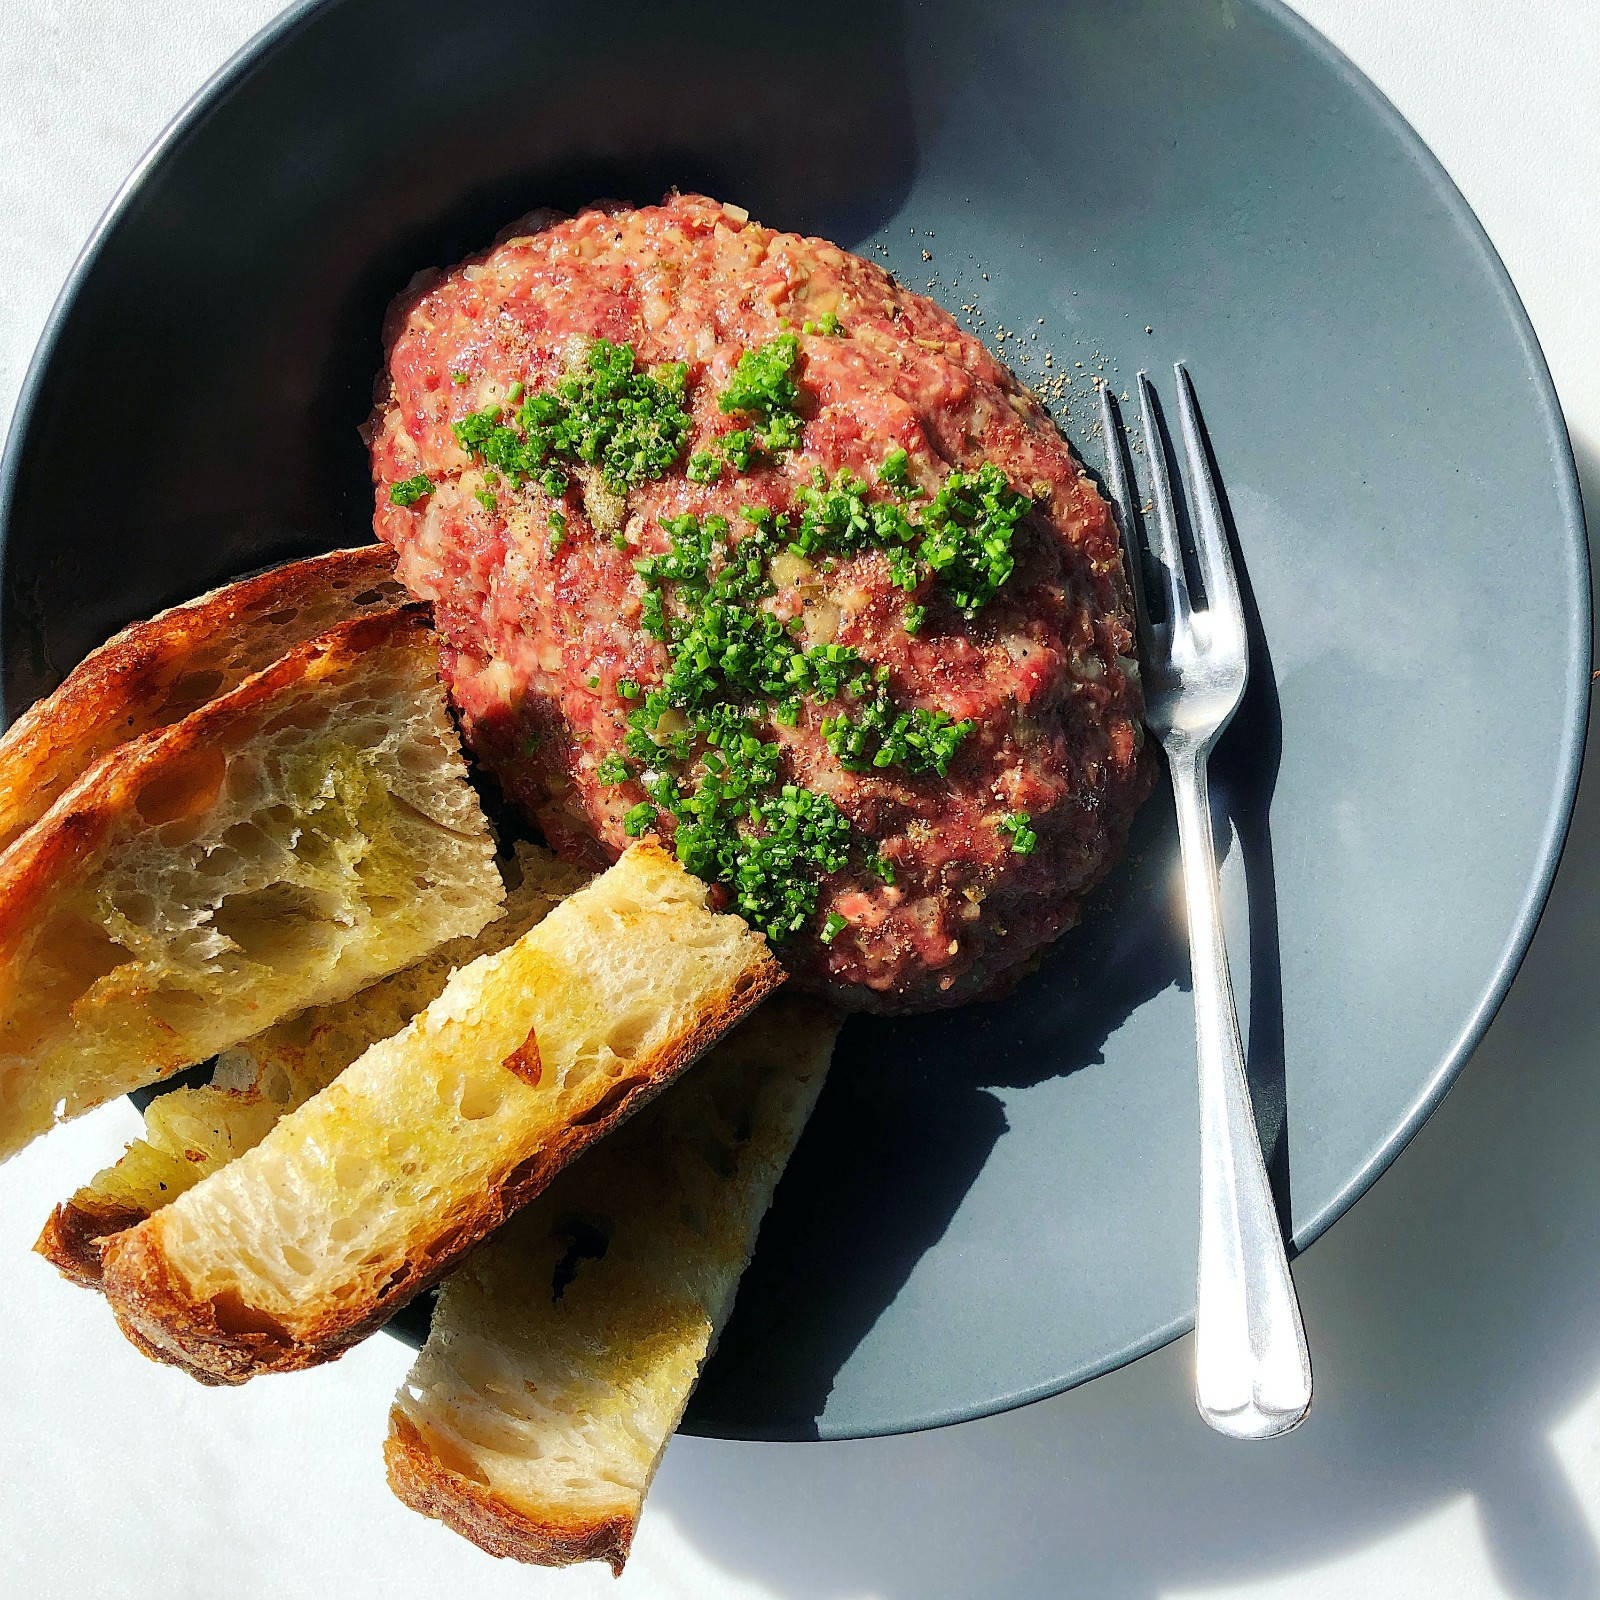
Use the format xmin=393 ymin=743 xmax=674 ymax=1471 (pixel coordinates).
xmin=98 ymin=842 xmax=784 ymax=1384
xmin=0 ymin=546 xmax=402 ymax=857
xmin=384 ymin=1413 xmax=634 ymax=1575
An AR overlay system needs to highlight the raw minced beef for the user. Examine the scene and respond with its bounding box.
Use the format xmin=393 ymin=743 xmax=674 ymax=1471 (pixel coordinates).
xmin=369 ymin=193 xmax=1151 ymax=1012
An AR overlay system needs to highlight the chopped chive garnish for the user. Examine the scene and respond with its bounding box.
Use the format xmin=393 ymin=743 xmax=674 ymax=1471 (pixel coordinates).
xmin=582 ymin=442 xmax=1028 ymax=942
xmin=389 ymin=473 xmax=434 ymax=507
xmin=717 ymin=333 xmax=805 ymax=457
xmin=998 ymin=812 xmax=1038 ymax=855
xmin=459 ymin=344 xmax=1030 ymax=947
xmin=450 ymin=338 xmax=692 ymax=494
xmin=879 ymin=447 xmax=912 ymax=491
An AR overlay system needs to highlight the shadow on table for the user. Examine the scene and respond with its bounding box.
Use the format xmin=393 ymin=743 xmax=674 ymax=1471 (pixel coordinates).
xmin=648 ymin=439 xmax=1600 ymax=1600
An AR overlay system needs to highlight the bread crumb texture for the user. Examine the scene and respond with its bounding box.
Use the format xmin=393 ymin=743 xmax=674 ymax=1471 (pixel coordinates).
xmin=0 ymin=606 xmax=502 ymax=1162
xmin=37 ymin=841 xmax=585 ymax=1285
xmin=386 ymin=993 xmax=838 ymax=1572
xmin=100 ymin=842 xmax=782 ymax=1379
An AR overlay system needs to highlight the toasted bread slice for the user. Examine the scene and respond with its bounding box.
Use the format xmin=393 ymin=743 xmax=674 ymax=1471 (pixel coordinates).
xmin=100 ymin=842 xmax=784 ymax=1383
xmin=0 ymin=546 xmax=403 ymax=857
xmin=36 ymin=842 xmax=589 ymax=1287
xmin=0 ymin=605 xmax=503 ymax=1163
xmin=386 ymin=995 xmax=836 ymax=1573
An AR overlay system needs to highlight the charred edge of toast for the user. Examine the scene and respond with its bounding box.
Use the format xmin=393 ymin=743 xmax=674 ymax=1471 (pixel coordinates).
xmin=384 ymin=1411 xmax=633 ymax=1575
xmin=110 ymin=1304 xmax=236 ymax=1387
xmin=34 ymin=1197 xmax=152 ymax=1288
xmin=0 ymin=604 xmax=438 ymax=959
xmin=98 ymin=952 xmax=785 ymax=1384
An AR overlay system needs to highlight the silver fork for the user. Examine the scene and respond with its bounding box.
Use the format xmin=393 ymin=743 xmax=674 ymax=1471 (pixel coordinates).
xmin=1100 ymin=366 xmax=1312 ymax=1439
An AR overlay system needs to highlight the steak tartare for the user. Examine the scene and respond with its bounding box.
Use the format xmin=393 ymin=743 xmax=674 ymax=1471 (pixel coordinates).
xmin=369 ymin=194 xmax=1150 ymax=1012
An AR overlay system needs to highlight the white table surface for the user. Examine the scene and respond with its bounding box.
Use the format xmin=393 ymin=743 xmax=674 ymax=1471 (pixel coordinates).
xmin=2 ymin=3 xmax=1596 ymax=1596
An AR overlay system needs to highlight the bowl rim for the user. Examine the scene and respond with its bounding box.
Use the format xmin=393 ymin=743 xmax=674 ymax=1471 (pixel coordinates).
xmin=0 ymin=0 xmax=1589 ymax=1440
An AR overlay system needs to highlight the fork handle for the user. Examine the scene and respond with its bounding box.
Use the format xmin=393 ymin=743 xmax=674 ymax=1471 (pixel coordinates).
xmin=1170 ymin=749 xmax=1312 ymax=1439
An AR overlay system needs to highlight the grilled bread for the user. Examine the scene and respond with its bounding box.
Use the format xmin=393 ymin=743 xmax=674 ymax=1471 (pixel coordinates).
xmin=386 ymin=995 xmax=836 ymax=1573
xmin=100 ymin=842 xmax=784 ymax=1384
xmin=0 ymin=605 xmax=503 ymax=1163
xmin=0 ymin=546 xmax=403 ymax=857
xmin=36 ymin=842 xmax=588 ymax=1287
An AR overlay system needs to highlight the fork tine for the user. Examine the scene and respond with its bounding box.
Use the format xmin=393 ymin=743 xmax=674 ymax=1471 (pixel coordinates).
xmin=1098 ymin=380 xmax=1153 ymax=651
xmin=1136 ymin=372 xmax=1190 ymax=623
xmin=1174 ymin=364 xmax=1243 ymax=627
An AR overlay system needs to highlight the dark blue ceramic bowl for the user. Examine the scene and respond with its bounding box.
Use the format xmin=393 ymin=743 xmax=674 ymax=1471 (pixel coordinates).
xmin=2 ymin=0 xmax=1586 ymax=1439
